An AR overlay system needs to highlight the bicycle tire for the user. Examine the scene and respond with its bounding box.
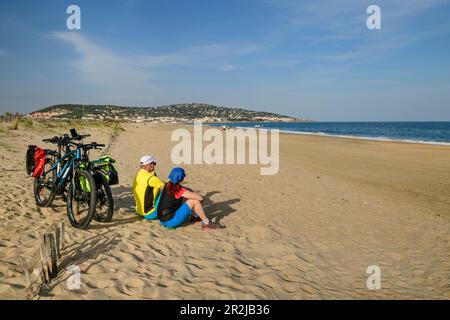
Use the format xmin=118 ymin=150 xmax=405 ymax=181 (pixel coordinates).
xmin=93 ymin=175 xmax=114 ymax=222
xmin=67 ymin=170 xmax=97 ymax=229
xmin=33 ymin=158 xmax=56 ymax=207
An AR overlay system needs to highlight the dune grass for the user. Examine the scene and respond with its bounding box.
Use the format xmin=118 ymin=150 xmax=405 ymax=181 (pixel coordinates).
xmin=0 ymin=118 xmax=124 ymax=152
xmin=1 ymin=116 xmax=125 ymax=138
xmin=20 ymin=118 xmax=34 ymax=128
xmin=2 ymin=118 xmax=34 ymax=130
xmin=8 ymin=118 xmax=20 ymax=130
xmin=0 ymin=126 xmax=13 ymax=150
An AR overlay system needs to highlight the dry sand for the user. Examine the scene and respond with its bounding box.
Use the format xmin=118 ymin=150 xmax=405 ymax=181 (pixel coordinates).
xmin=0 ymin=123 xmax=449 ymax=299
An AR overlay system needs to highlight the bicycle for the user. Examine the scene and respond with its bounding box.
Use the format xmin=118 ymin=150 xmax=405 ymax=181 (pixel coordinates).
xmin=70 ymin=129 xmax=116 ymax=223
xmin=34 ymin=132 xmax=101 ymax=229
xmin=33 ymin=134 xmax=73 ymax=205
xmin=90 ymin=155 xmax=117 ymax=223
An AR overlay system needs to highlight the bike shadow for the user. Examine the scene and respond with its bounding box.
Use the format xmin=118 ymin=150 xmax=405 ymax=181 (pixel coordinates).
xmin=111 ymin=185 xmax=135 ymax=212
xmin=86 ymin=185 xmax=141 ymax=230
xmin=87 ymin=215 xmax=142 ymax=230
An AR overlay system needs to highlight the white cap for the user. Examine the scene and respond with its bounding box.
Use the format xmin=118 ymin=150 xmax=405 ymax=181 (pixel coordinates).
xmin=140 ymin=155 xmax=158 ymax=165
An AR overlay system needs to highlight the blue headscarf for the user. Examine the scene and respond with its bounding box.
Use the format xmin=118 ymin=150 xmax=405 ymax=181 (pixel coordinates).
xmin=168 ymin=167 xmax=186 ymax=184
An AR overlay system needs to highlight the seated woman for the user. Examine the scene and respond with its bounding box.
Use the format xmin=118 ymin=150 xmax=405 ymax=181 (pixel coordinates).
xmin=157 ymin=167 xmax=224 ymax=230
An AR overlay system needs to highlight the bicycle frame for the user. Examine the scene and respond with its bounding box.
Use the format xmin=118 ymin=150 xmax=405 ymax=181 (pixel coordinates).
xmin=41 ymin=146 xmax=83 ymax=193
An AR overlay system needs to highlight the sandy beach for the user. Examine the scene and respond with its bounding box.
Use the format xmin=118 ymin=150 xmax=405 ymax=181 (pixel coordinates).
xmin=0 ymin=123 xmax=449 ymax=299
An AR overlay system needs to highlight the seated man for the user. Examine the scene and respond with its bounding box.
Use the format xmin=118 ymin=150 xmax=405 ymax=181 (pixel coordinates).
xmin=133 ymin=155 xmax=165 ymax=220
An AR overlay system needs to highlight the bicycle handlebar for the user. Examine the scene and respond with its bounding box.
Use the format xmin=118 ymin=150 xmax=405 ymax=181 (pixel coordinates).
xmin=67 ymin=141 xmax=105 ymax=150
xmin=72 ymin=134 xmax=91 ymax=141
xmin=42 ymin=136 xmax=62 ymax=144
xmin=83 ymin=142 xmax=105 ymax=149
xmin=42 ymin=132 xmax=91 ymax=145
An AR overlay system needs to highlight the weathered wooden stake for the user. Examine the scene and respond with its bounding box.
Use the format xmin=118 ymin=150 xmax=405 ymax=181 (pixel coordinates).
xmin=59 ymin=222 xmax=65 ymax=253
xmin=39 ymin=243 xmax=50 ymax=283
xmin=23 ymin=223 xmax=66 ymax=291
xmin=55 ymin=226 xmax=60 ymax=259
xmin=21 ymin=257 xmax=32 ymax=288
xmin=44 ymin=234 xmax=53 ymax=277
xmin=49 ymin=233 xmax=58 ymax=277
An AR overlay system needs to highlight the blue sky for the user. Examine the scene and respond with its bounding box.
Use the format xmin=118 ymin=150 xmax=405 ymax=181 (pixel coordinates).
xmin=0 ymin=0 xmax=450 ymax=120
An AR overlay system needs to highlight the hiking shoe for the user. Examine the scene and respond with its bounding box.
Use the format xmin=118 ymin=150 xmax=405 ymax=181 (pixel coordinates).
xmin=202 ymin=221 xmax=225 ymax=230
xmin=190 ymin=215 xmax=202 ymax=223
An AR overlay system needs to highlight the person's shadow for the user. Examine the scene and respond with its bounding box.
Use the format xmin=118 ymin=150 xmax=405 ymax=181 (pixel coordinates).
xmin=202 ymin=191 xmax=240 ymax=223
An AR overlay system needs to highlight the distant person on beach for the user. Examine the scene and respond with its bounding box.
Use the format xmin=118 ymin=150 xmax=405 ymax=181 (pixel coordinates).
xmin=157 ymin=167 xmax=224 ymax=230
xmin=132 ymin=155 xmax=165 ymax=220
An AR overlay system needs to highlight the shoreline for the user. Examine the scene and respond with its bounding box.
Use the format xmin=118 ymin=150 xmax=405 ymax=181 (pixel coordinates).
xmin=205 ymin=123 xmax=450 ymax=147
xmin=276 ymin=129 xmax=450 ymax=147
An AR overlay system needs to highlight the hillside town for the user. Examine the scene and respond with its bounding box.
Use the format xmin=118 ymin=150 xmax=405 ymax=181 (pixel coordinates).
xmin=26 ymin=103 xmax=310 ymax=123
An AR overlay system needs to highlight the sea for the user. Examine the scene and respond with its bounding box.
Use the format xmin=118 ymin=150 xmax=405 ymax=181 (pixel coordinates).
xmin=209 ymin=122 xmax=450 ymax=146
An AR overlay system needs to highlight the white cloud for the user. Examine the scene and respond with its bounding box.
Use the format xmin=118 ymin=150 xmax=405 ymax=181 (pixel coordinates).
xmin=50 ymin=31 xmax=161 ymax=88
xmin=220 ymin=64 xmax=236 ymax=72
xmin=49 ymin=31 xmax=264 ymax=106
xmin=50 ymin=31 xmax=262 ymax=83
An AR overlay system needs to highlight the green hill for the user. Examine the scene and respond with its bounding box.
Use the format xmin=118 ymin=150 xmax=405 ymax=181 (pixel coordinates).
xmin=30 ymin=103 xmax=308 ymax=122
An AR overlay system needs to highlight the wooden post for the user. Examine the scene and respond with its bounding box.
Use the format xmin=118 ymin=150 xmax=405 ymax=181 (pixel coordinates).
xmin=55 ymin=226 xmax=60 ymax=259
xmin=43 ymin=234 xmax=49 ymax=275
xmin=24 ymin=223 xmax=66 ymax=290
xmin=21 ymin=257 xmax=32 ymax=288
xmin=39 ymin=243 xmax=50 ymax=283
xmin=44 ymin=234 xmax=53 ymax=277
xmin=59 ymin=222 xmax=65 ymax=253
xmin=48 ymin=233 xmax=58 ymax=277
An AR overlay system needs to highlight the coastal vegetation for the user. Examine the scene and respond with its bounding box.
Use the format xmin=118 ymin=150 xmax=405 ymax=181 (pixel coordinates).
xmin=0 ymin=111 xmax=124 ymax=134
xmin=28 ymin=103 xmax=308 ymax=122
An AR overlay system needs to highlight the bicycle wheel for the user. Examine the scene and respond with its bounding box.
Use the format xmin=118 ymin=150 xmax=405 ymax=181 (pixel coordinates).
xmin=67 ymin=170 xmax=97 ymax=229
xmin=33 ymin=158 xmax=56 ymax=207
xmin=93 ymin=175 xmax=114 ymax=222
